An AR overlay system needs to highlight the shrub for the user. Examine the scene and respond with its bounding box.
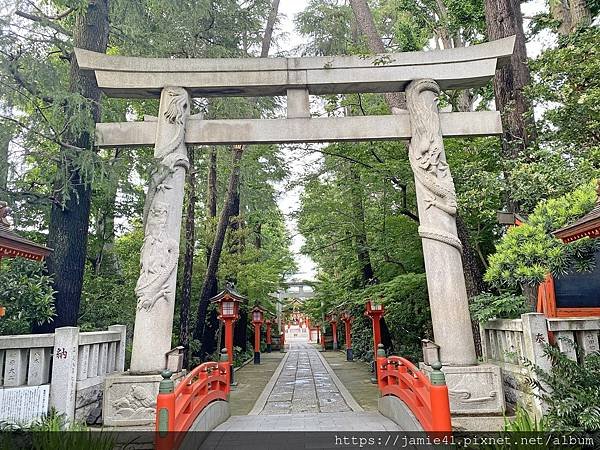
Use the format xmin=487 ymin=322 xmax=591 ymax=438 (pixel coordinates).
xmin=0 ymin=258 xmax=55 ymax=335
xmin=469 ymin=292 xmax=529 ymax=322
xmin=525 ymin=341 xmax=600 ymax=432
xmin=485 ymin=181 xmax=599 ymax=290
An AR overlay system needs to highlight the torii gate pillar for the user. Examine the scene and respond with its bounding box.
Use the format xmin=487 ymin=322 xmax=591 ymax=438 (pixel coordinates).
xmin=130 ymin=87 xmax=191 ymax=373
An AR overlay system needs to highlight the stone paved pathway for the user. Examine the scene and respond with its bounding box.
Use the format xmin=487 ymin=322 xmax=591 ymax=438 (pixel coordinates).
xmin=214 ymin=338 xmax=403 ymax=432
xmin=259 ymin=341 xmax=352 ymax=415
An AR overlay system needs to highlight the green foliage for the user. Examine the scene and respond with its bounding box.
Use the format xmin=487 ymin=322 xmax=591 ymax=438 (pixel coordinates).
xmin=529 ymin=27 xmax=600 ymax=163
xmin=0 ymin=409 xmax=114 ymax=450
xmin=524 ymin=342 xmax=600 ymax=432
xmin=485 ymin=181 xmax=599 ymax=289
xmin=79 ymin=226 xmax=143 ymax=332
xmin=504 ymin=407 xmax=544 ymax=432
xmin=0 ymin=259 xmax=55 ymax=335
xmin=469 ymin=292 xmax=529 ymax=322
xmin=307 ymin=274 xmax=430 ymax=362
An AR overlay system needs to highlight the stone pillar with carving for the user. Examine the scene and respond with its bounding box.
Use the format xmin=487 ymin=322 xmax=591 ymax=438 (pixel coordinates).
xmin=130 ymin=87 xmax=191 ymax=373
xmin=405 ymin=79 xmax=477 ymax=367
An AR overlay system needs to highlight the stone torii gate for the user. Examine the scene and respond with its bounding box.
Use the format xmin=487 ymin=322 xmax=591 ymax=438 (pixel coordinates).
xmin=77 ymin=36 xmax=514 ymax=421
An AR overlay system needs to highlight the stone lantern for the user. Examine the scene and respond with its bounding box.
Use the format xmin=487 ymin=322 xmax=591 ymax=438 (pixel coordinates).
xmin=210 ymin=285 xmax=246 ymax=384
xmin=251 ymin=305 xmax=264 ymax=364
xmin=341 ymin=310 xmax=353 ymax=361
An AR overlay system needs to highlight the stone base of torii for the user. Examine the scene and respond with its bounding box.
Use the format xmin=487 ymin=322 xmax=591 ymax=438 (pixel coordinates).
xmin=74 ymin=37 xmax=516 ymax=426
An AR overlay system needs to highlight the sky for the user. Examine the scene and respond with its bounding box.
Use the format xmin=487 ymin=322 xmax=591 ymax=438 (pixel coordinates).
xmin=271 ymin=0 xmax=551 ymax=282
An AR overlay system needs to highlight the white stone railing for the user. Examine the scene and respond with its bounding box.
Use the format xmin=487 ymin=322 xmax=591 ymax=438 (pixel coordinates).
xmin=0 ymin=325 xmax=126 ymax=423
xmin=480 ymin=313 xmax=549 ymax=418
xmin=547 ymin=317 xmax=600 ymax=361
xmin=480 ymin=313 xmax=600 ymax=418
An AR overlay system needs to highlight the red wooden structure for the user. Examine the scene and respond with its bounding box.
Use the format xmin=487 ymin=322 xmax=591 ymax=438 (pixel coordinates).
xmin=538 ymin=200 xmax=600 ymax=318
xmin=377 ymin=350 xmax=451 ymax=433
xmin=155 ymin=357 xmax=230 ymax=450
xmin=251 ymin=305 xmax=264 ymax=364
xmin=0 ymin=203 xmax=52 ymax=317
xmin=0 ymin=203 xmax=51 ymax=262
xmin=211 ymin=286 xmax=246 ymax=384
xmin=341 ymin=310 xmax=353 ymax=361
xmin=365 ymin=298 xmax=385 ymax=359
xmin=326 ymin=311 xmax=339 ymax=350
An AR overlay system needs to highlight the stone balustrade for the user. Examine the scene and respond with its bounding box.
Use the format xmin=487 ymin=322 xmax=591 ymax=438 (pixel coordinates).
xmin=0 ymin=325 xmax=126 ymax=423
xmin=480 ymin=313 xmax=600 ymax=418
xmin=547 ymin=317 xmax=600 ymax=362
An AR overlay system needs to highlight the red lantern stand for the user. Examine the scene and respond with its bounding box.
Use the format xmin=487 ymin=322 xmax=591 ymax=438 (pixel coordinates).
xmin=365 ymin=299 xmax=385 ymax=383
xmin=251 ymin=306 xmax=265 ymax=364
xmin=210 ymin=287 xmax=246 ymax=385
xmin=341 ymin=310 xmax=353 ymax=361
xmin=326 ymin=312 xmax=339 ymax=350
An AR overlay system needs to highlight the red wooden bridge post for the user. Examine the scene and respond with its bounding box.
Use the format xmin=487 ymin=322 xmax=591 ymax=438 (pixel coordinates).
xmin=429 ymin=361 xmax=452 ymax=433
xmin=341 ymin=310 xmax=353 ymax=361
xmin=155 ymin=370 xmax=176 ymax=450
xmin=265 ymin=319 xmax=272 ymax=353
xmin=376 ymin=344 xmax=387 ymax=391
xmin=219 ymin=348 xmax=231 ymax=396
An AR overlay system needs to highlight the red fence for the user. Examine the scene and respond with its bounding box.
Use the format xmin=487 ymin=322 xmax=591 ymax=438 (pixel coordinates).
xmin=155 ymin=359 xmax=230 ymax=450
xmin=377 ymin=354 xmax=451 ymax=433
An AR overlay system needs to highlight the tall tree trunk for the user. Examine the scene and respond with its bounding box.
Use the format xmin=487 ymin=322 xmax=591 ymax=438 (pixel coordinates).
xmin=568 ymin=0 xmax=591 ymax=30
xmin=348 ymin=167 xmax=374 ymax=284
xmin=234 ymin=305 xmax=248 ymax=352
xmin=0 ymin=120 xmax=11 ymax=191
xmin=193 ymin=146 xmax=244 ymax=359
xmin=180 ymin=147 xmax=197 ymax=367
xmin=261 ymin=0 xmax=280 ymax=58
xmin=485 ymin=0 xmax=536 ymax=212
xmin=349 ymin=0 xmax=404 ymax=111
xmin=456 ymin=214 xmax=485 ymax=356
xmin=92 ymin=149 xmax=122 ymax=275
xmin=552 ymin=0 xmax=592 ymax=33
xmin=550 ymin=0 xmax=573 ymax=35
xmin=206 ymin=146 xmax=217 ymax=265
xmin=38 ymin=0 xmax=109 ymax=332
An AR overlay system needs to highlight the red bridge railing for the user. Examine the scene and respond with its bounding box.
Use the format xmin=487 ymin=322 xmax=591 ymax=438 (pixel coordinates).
xmin=155 ymin=350 xmax=230 ymax=450
xmin=376 ymin=345 xmax=451 ymax=433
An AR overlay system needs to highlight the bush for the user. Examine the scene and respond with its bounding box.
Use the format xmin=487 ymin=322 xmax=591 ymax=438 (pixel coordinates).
xmin=525 ymin=341 xmax=600 ymax=432
xmin=0 ymin=259 xmax=55 ymax=335
xmin=469 ymin=292 xmax=529 ymax=322
xmin=485 ymin=181 xmax=599 ymax=290
xmin=0 ymin=409 xmax=114 ymax=450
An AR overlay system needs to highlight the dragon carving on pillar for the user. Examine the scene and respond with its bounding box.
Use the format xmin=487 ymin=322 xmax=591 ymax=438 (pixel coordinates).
xmin=136 ymin=87 xmax=190 ymax=311
xmin=406 ymin=79 xmax=463 ymax=252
